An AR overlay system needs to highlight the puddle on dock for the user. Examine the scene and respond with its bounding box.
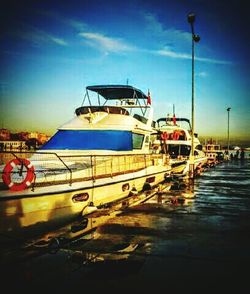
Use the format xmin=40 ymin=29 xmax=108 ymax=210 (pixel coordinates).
xmin=1 ymin=160 xmax=250 ymax=291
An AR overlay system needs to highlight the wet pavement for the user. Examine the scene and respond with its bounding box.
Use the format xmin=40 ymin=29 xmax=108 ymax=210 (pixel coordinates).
xmin=1 ymin=159 xmax=250 ymax=293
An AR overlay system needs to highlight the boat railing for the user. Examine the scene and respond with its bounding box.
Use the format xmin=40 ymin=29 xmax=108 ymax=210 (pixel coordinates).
xmin=0 ymin=151 xmax=167 ymax=191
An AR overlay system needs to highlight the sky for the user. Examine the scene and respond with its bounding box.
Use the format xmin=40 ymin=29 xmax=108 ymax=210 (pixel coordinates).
xmin=1 ymin=0 xmax=250 ymax=145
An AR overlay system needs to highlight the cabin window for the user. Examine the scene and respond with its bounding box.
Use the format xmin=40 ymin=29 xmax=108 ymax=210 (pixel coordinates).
xmin=72 ymin=193 xmax=89 ymax=202
xmin=168 ymin=145 xmax=180 ymax=158
xmin=146 ymin=176 xmax=155 ymax=183
xmin=168 ymin=144 xmax=191 ymax=158
xmin=132 ymin=133 xmax=144 ymax=149
xmin=196 ymin=144 xmax=203 ymax=151
xmin=181 ymin=145 xmax=191 ymax=156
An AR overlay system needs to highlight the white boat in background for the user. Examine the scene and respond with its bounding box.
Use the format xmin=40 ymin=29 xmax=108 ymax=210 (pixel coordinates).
xmin=0 ymin=85 xmax=172 ymax=236
xmin=152 ymin=115 xmax=207 ymax=178
xmin=203 ymin=139 xmax=225 ymax=166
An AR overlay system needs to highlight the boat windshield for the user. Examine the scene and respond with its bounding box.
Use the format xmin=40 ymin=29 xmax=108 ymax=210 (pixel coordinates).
xmin=157 ymin=117 xmax=191 ymax=130
xmin=168 ymin=144 xmax=191 ymax=158
xmin=40 ymin=130 xmax=145 ymax=151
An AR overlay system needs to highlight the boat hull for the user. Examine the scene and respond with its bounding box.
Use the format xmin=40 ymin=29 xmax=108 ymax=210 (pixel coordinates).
xmin=0 ymin=165 xmax=171 ymax=239
xmin=171 ymin=156 xmax=207 ymax=178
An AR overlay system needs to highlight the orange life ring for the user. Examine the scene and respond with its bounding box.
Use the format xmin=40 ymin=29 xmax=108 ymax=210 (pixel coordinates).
xmin=2 ymin=158 xmax=35 ymax=191
xmin=161 ymin=132 xmax=169 ymax=141
xmin=172 ymin=131 xmax=180 ymax=140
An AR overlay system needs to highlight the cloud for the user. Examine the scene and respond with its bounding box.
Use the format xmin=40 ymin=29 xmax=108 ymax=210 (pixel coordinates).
xmin=39 ymin=10 xmax=232 ymax=64
xmin=67 ymin=20 xmax=87 ymax=31
xmin=79 ymin=32 xmax=136 ymax=53
xmin=157 ymin=48 xmax=190 ymax=59
xmin=156 ymin=47 xmax=232 ymax=65
xmin=197 ymin=71 xmax=208 ymax=78
xmin=195 ymin=56 xmax=232 ymax=65
xmin=45 ymin=35 xmax=68 ymax=46
xmin=13 ymin=26 xmax=68 ymax=47
xmin=38 ymin=11 xmax=134 ymax=54
xmin=143 ymin=13 xmax=232 ymax=65
xmin=143 ymin=13 xmax=190 ymax=45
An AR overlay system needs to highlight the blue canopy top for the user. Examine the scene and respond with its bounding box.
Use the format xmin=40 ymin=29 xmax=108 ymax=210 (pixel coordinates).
xmin=86 ymin=85 xmax=148 ymax=100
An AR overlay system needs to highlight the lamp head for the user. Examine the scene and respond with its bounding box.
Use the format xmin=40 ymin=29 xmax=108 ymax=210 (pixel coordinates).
xmin=193 ymin=34 xmax=200 ymax=42
xmin=188 ymin=13 xmax=196 ymax=24
xmin=227 ymin=107 xmax=231 ymax=112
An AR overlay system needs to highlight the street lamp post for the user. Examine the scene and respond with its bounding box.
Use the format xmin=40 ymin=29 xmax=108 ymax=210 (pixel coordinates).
xmin=187 ymin=13 xmax=200 ymax=178
xmin=227 ymin=107 xmax=231 ymax=156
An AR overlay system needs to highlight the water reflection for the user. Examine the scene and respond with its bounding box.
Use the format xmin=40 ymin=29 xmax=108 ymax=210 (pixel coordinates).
xmin=1 ymin=160 xmax=250 ymax=291
xmin=1 ymin=179 xmax=191 ymax=281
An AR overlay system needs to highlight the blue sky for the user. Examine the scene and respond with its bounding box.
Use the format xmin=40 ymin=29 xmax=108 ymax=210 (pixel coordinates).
xmin=1 ymin=0 xmax=249 ymax=144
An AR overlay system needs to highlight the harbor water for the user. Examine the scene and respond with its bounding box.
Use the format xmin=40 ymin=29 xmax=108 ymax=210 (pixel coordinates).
xmin=1 ymin=157 xmax=250 ymax=292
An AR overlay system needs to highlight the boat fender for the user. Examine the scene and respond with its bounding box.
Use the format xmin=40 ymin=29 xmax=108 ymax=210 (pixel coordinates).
xmin=82 ymin=205 xmax=98 ymax=216
xmin=172 ymin=131 xmax=180 ymax=140
xmin=2 ymin=158 xmax=35 ymax=191
xmin=129 ymin=187 xmax=138 ymax=196
xmin=161 ymin=132 xmax=169 ymax=141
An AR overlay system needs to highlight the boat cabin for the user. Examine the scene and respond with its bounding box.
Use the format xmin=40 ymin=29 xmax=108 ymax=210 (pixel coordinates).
xmin=40 ymin=85 xmax=154 ymax=153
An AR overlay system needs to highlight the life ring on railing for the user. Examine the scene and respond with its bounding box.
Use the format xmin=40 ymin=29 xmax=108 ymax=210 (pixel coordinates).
xmin=161 ymin=132 xmax=169 ymax=141
xmin=172 ymin=131 xmax=180 ymax=140
xmin=2 ymin=158 xmax=35 ymax=191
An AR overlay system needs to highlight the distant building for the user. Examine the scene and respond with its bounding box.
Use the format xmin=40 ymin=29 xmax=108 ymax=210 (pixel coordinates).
xmin=17 ymin=132 xmax=30 ymax=141
xmin=28 ymin=132 xmax=39 ymax=140
xmin=0 ymin=129 xmax=50 ymax=151
xmin=0 ymin=128 xmax=10 ymax=140
xmin=0 ymin=140 xmax=27 ymax=151
xmin=38 ymin=133 xmax=50 ymax=144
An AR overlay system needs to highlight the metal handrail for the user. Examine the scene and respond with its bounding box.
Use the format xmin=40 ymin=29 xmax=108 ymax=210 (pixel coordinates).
xmin=0 ymin=151 xmax=166 ymax=191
